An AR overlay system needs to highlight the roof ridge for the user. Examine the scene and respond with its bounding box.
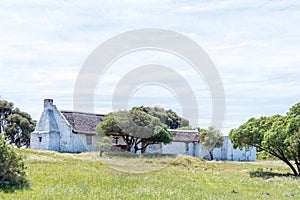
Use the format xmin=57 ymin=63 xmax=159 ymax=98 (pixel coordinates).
xmin=168 ymin=129 xmax=199 ymax=133
xmin=60 ymin=110 xmax=105 ymax=116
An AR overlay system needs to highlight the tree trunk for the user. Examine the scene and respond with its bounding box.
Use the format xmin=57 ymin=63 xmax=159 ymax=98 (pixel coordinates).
xmin=99 ymin=151 xmax=103 ymax=157
xmin=125 ymin=145 xmax=131 ymax=152
xmin=141 ymin=141 xmax=148 ymax=154
xmin=282 ymin=158 xmax=298 ymax=176
xmin=0 ymin=116 xmax=3 ymax=133
xmin=276 ymin=148 xmax=299 ymax=176
xmin=256 ymin=145 xmax=299 ymax=176
xmin=209 ymin=150 xmax=214 ymax=160
xmin=133 ymin=139 xmax=142 ymax=153
xmin=134 ymin=145 xmax=138 ymax=153
xmin=294 ymin=158 xmax=300 ymax=176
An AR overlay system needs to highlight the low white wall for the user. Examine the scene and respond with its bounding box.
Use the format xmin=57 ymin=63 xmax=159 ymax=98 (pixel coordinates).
xmin=30 ymin=131 xmax=50 ymax=150
xmin=148 ymin=142 xmax=200 ymax=157
xmin=148 ymin=136 xmax=256 ymax=161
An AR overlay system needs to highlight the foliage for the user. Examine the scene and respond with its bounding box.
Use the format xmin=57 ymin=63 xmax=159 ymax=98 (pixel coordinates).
xmin=287 ymin=102 xmax=300 ymax=116
xmin=96 ymin=109 xmax=172 ymax=153
xmin=0 ymin=135 xmax=29 ymax=190
xmin=0 ymin=100 xmax=36 ymax=148
xmin=199 ymin=126 xmax=224 ymax=160
xmin=230 ymin=102 xmax=300 ymax=176
xmin=95 ymin=136 xmax=113 ymax=157
xmin=256 ymin=151 xmax=277 ymax=160
xmin=132 ymin=106 xmax=189 ymax=129
xmin=0 ymin=100 xmax=13 ymax=133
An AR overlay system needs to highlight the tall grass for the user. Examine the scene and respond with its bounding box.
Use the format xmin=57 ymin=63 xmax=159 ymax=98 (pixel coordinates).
xmin=0 ymin=149 xmax=299 ymax=199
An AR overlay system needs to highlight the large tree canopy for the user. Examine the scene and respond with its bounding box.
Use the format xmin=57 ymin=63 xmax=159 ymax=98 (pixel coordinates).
xmin=199 ymin=126 xmax=224 ymax=160
xmin=230 ymin=102 xmax=300 ymax=176
xmin=0 ymin=100 xmax=36 ymax=148
xmin=132 ymin=106 xmax=189 ymax=129
xmin=96 ymin=109 xmax=172 ymax=153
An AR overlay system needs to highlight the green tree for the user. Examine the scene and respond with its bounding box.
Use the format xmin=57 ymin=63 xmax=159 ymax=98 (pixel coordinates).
xmin=0 ymin=135 xmax=29 ymax=190
xmin=96 ymin=109 xmax=172 ymax=153
xmin=132 ymin=106 xmax=189 ymax=129
xmin=286 ymin=115 xmax=300 ymax=174
xmin=199 ymin=126 xmax=224 ymax=160
xmin=288 ymin=102 xmax=300 ymax=116
xmin=140 ymin=126 xmax=171 ymax=153
xmin=0 ymin=100 xmax=13 ymax=133
xmin=230 ymin=103 xmax=300 ymax=176
xmin=95 ymin=136 xmax=113 ymax=157
xmin=0 ymin=100 xmax=35 ymax=148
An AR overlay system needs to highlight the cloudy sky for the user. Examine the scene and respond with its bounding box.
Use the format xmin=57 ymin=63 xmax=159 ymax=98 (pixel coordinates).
xmin=1 ymin=0 xmax=299 ymax=134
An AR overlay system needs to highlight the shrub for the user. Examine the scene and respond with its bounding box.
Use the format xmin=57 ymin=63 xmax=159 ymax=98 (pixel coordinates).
xmin=170 ymin=156 xmax=205 ymax=168
xmin=0 ymin=134 xmax=29 ymax=190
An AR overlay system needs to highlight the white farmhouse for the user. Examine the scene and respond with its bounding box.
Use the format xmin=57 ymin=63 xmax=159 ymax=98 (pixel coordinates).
xmin=30 ymin=99 xmax=104 ymax=152
xmin=31 ymin=99 xmax=256 ymax=161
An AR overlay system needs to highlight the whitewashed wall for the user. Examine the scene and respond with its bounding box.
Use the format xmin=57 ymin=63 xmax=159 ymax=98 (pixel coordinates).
xmin=30 ymin=99 xmax=97 ymax=152
xmin=148 ymin=142 xmax=200 ymax=157
xmin=30 ymin=131 xmax=51 ymax=151
xmin=148 ymin=136 xmax=256 ymax=161
xmin=30 ymin=100 xmax=61 ymax=151
xmin=199 ymin=136 xmax=256 ymax=161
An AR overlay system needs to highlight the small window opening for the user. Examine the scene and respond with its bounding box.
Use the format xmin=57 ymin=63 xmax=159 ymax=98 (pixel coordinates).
xmin=86 ymin=135 xmax=92 ymax=145
xmin=114 ymin=137 xmax=118 ymax=144
xmin=38 ymin=137 xmax=42 ymax=142
xmin=185 ymin=143 xmax=189 ymax=152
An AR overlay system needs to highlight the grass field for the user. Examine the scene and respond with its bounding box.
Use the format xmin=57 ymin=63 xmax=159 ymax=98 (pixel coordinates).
xmin=1 ymin=149 xmax=299 ymax=200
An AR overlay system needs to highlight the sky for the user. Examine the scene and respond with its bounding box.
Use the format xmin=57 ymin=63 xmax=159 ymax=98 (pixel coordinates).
xmin=0 ymin=0 xmax=299 ymax=134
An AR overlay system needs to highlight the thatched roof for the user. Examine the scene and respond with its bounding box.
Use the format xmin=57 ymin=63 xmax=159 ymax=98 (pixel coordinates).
xmin=168 ymin=129 xmax=200 ymax=143
xmin=59 ymin=110 xmax=199 ymax=141
xmin=61 ymin=111 xmax=104 ymax=135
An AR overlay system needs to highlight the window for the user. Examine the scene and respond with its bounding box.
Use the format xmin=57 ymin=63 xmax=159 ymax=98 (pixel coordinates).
xmin=185 ymin=143 xmax=189 ymax=152
xmin=114 ymin=137 xmax=118 ymax=144
xmin=38 ymin=137 xmax=42 ymax=143
xmin=86 ymin=135 xmax=92 ymax=145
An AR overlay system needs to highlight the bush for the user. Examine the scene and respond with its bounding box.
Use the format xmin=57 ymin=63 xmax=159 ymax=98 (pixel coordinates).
xmin=0 ymin=134 xmax=29 ymax=190
xmin=170 ymin=156 xmax=206 ymax=168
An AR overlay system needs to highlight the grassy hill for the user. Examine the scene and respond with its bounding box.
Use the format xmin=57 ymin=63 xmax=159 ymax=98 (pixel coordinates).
xmin=1 ymin=149 xmax=299 ymax=200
